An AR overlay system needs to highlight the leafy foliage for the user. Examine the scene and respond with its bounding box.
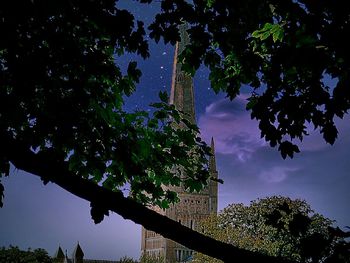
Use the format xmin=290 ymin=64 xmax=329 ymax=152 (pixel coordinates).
xmin=118 ymin=256 xmax=139 ymax=263
xmin=1 ymin=0 xmax=350 ymax=212
xmin=139 ymin=253 xmax=164 ymax=263
xmin=149 ymin=0 xmax=350 ymax=158
xmin=1 ymin=1 xmax=350 ymax=261
xmin=193 ymin=196 xmax=350 ymax=263
xmin=0 ymin=246 xmax=52 ymax=263
xmin=0 ymin=0 xmax=211 ymax=214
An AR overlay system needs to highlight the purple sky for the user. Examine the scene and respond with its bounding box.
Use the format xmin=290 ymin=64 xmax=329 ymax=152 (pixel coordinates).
xmin=1 ymin=1 xmax=350 ymax=261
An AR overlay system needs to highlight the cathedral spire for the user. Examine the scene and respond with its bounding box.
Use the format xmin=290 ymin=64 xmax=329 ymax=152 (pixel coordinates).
xmin=141 ymin=27 xmax=219 ymax=262
xmin=209 ymin=137 xmax=217 ymax=172
xmin=209 ymin=137 xmax=218 ymax=214
xmin=169 ymin=24 xmax=196 ymax=124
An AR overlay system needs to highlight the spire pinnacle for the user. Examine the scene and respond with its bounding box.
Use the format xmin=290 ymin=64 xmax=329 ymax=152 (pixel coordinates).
xmin=169 ymin=24 xmax=196 ymax=124
xmin=209 ymin=137 xmax=217 ymax=172
xmin=54 ymin=246 xmax=65 ymax=259
xmin=72 ymin=242 xmax=84 ymax=260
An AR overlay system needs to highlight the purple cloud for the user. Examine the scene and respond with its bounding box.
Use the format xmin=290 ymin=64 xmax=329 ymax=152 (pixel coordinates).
xmin=199 ymin=96 xmax=350 ymax=160
xmin=199 ymin=96 xmax=266 ymax=161
xmin=258 ymin=166 xmax=300 ymax=183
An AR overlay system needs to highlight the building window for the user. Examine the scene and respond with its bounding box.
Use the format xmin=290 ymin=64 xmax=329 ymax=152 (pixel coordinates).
xmin=177 ymin=73 xmax=184 ymax=82
xmin=175 ymin=249 xmax=180 ymax=262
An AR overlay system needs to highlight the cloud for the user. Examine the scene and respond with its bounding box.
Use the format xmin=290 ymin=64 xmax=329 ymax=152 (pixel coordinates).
xmin=258 ymin=166 xmax=299 ymax=183
xmin=199 ymin=96 xmax=266 ymax=161
xmin=199 ymin=98 xmax=350 ymax=228
xmin=199 ymin=96 xmax=350 ymax=161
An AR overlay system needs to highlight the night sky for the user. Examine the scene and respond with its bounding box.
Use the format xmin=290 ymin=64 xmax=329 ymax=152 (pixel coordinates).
xmin=1 ymin=1 xmax=350 ymax=261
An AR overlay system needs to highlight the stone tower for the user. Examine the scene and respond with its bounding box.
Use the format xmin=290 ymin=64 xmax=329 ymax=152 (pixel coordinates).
xmin=141 ymin=24 xmax=218 ymax=263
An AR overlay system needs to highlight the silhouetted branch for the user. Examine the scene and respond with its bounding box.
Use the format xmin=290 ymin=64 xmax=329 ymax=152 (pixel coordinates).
xmin=3 ymin=133 xmax=293 ymax=263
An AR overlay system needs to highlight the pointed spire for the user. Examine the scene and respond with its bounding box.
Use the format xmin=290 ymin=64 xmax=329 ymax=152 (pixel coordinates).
xmin=209 ymin=137 xmax=218 ymax=214
xmin=209 ymin=137 xmax=217 ymax=172
xmin=54 ymin=245 xmax=65 ymax=259
xmin=169 ymin=23 xmax=196 ymax=124
xmin=72 ymin=242 xmax=84 ymax=261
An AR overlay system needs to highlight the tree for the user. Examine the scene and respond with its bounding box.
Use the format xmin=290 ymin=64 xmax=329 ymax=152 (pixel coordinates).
xmin=150 ymin=0 xmax=350 ymax=158
xmin=118 ymin=256 xmax=139 ymax=263
xmin=0 ymin=1 xmax=275 ymax=262
xmin=139 ymin=253 xmax=165 ymax=263
xmin=1 ymin=1 xmax=350 ymax=262
xmin=193 ymin=196 xmax=350 ymax=263
xmin=0 ymin=246 xmax=52 ymax=263
xmin=116 ymin=254 xmax=165 ymax=263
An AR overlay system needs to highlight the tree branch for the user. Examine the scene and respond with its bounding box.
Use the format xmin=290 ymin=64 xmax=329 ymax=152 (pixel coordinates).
xmin=3 ymin=136 xmax=293 ymax=263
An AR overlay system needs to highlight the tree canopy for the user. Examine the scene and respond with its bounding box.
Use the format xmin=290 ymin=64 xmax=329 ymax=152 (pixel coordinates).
xmin=149 ymin=0 xmax=350 ymax=158
xmin=193 ymin=196 xmax=350 ymax=263
xmin=1 ymin=1 xmax=350 ymax=262
xmin=0 ymin=246 xmax=52 ymax=263
xmin=0 ymin=0 xmax=211 ymax=211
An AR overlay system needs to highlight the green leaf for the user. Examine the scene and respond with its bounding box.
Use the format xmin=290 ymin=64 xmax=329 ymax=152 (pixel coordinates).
xmin=102 ymin=176 xmax=116 ymax=190
xmin=278 ymin=141 xmax=300 ymax=159
xmin=246 ymin=96 xmax=258 ymax=110
xmin=251 ymin=30 xmax=262 ymax=38
xmin=272 ymin=27 xmax=284 ymax=43
xmin=68 ymin=153 xmax=82 ymax=172
xmin=322 ymin=122 xmax=338 ymax=145
xmin=181 ymin=62 xmax=196 ymax=77
xmin=186 ymin=179 xmax=203 ymax=192
xmin=260 ymin=31 xmax=271 ymax=41
xmin=154 ymin=110 xmax=167 ymax=120
xmin=158 ymin=199 xmax=170 ymax=209
xmin=263 ymin=23 xmax=274 ymax=31
xmin=159 ymin=91 xmax=169 ymax=103
xmin=127 ymin=61 xmax=142 ymax=83
xmin=165 ymin=190 xmax=179 ymax=203
xmin=150 ymin=102 xmax=164 ymax=109
xmin=206 ymin=0 xmax=215 ymax=8
xmin=252 ymin=23 xmax=284 ymax=42
xmin=147 ymin=119 xmax=158 ymax=128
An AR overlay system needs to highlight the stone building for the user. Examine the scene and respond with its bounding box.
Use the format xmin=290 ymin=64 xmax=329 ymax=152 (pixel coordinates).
xmin=140 ymin=25 xmax=219 ymax=263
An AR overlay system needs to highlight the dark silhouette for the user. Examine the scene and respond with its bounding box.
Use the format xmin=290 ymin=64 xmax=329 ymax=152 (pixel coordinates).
xmin=1 ymin=1 xmax=350 ymax=262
